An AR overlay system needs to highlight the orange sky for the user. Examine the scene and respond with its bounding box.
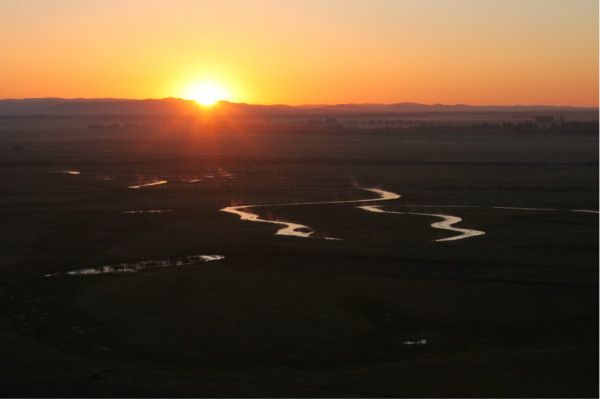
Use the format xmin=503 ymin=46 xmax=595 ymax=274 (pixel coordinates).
xmin=1 ymin=0 xmax=598 ymax=106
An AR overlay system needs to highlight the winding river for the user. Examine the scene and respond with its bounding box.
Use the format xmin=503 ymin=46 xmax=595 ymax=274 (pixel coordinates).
xmin=220 ymin=188 xmax=400 ymax=238
xmin=221 ymin=186 xmax=595 ymax=241
xmin=394 ymin=204 xmax=598 ymax=214
xmin=357 ymin=205 xmax=486 ymax=242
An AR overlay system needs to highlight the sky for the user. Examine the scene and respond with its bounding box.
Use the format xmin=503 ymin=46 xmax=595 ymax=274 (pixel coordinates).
xmin=1 ymin=0 xmax=598 ymax=106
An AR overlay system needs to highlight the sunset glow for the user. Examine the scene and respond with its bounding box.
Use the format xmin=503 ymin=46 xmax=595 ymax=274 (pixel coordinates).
xmin=0 ymin=0 xmax=598 ymax=106
xmin=1 ymin=1 xmax=598 ymax=395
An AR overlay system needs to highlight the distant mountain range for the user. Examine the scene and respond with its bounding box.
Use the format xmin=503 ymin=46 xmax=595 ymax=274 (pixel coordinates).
xmin=0 ymin=98 xmax=595 ymax=116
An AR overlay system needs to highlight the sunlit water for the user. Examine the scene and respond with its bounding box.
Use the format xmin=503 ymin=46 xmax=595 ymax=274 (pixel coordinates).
xmin=492 ymin=206 xmax=599 ymax=214
xmin=357 ymin=205 xmax=486 ymax=242
xmin=221 ymin=188 xmax=400 ymax=239
xmin=58 ymin=170 xmax=81 ymax=175
xmin=122 ymin=209 xmax=173 ymax=214
xmin=128 ymin=180 xmax=168 ymax=189
xmin=45 ymin=254 xmax=225 ymax=277
xmin=402 ymin=338 xmax=428 ymax=345
xmin=400 ymin=204 xmax=598 ymax=214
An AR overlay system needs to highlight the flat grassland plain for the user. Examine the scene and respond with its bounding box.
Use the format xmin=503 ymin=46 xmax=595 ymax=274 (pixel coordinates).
xmin=0 ymin=114 xmax=597 ymax=396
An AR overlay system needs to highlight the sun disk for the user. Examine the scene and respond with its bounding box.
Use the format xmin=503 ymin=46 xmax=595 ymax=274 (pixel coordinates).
xmin=183 ymin=81 xmax=230 ymax=106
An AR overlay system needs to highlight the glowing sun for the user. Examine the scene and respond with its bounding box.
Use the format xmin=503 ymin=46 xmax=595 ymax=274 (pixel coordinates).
xmin=183 ymin=81 xmax=231 ymax=106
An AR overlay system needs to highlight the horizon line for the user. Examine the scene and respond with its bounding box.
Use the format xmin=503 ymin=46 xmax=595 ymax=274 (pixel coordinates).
xmin=0 ymin=97 xmax=598 ymax=109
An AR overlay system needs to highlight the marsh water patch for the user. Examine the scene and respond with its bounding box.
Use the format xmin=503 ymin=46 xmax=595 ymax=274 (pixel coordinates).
xmin=122 ymin=209 xmax=174 ymax=214
xmin=128 ymin=180 xmax=168 ymax=189
xmin=56 ymin=169 xmax=81 ymax=175
xmin=402 ymin=338 xmax=428 ymax=345
xmin=45 ymin=254 xmax=225 ymax=277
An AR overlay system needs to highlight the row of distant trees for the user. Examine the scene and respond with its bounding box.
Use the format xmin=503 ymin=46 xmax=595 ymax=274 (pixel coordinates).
xmin=83 ymin=116 xmax=597 ymax=135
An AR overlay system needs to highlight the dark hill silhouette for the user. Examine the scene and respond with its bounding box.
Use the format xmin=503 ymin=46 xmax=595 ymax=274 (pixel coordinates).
xmin=0 ymin=97 xmax=594 ymax=116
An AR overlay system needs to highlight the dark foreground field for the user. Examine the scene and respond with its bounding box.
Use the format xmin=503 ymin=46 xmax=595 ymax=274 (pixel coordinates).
xmin=0 ymin=119 xmax=598 ymax=397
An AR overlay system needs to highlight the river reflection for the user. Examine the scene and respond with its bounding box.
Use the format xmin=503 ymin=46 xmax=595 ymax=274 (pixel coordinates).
xmin=221 ymin=188 xmax=400 ymax=239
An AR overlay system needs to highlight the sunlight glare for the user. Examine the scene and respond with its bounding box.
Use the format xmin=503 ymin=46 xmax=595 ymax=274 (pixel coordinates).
xmin=183 ymin=81 xmax=230 ymax=106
